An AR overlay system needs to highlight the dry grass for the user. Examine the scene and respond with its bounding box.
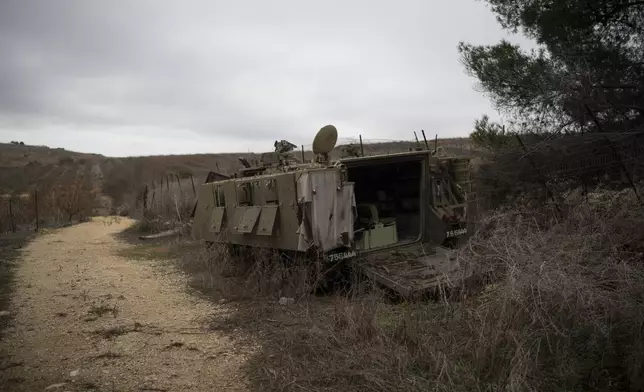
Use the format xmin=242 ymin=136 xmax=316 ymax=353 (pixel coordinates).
xmin=161 ymin=186 xmax=644 ymax=392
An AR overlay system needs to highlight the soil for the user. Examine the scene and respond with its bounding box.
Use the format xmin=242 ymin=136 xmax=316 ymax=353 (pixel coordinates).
xmin=0 ymin=217 xmax=250 ymax=392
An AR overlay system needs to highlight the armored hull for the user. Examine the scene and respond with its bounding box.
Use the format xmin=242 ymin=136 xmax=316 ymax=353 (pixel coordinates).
xmin=192 ymin=165 xmax=356 ymax=252
xmin=192 ymin=127 xmax=473 ymax=297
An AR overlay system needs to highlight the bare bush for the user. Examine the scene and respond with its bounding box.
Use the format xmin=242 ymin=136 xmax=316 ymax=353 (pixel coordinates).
xmin=53 ymin=174 xmax=97 ymax=222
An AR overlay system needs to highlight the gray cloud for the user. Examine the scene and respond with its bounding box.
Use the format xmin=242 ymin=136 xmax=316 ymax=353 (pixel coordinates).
xmin=0 ymin=0 xmax=531 ymax=156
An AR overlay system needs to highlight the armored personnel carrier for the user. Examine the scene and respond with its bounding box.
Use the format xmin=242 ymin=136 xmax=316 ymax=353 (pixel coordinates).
xmin=192 ymin=125 xmax=473 ymax=297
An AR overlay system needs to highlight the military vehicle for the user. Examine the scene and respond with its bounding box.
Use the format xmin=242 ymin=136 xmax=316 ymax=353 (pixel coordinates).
xmin=192 ymin=125 xmax=473 ymax=298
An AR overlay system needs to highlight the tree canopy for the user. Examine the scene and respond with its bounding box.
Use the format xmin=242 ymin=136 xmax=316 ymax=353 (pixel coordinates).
xmin=460 ymin=0 xmax=644 ymax=134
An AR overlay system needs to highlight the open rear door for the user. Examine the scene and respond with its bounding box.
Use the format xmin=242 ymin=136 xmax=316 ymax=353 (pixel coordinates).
xmin=355 ymin=245 xmax=471 ymax=298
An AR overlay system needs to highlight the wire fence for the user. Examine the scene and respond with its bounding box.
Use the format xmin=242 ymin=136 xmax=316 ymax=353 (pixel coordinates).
xmin=0 ymin=194 xmax=35 ymax=234
xmin=0 ymin=172 xmax=99 ymax=234
xmin=130 ymin=172 xmax=218 ymax=233
xmin=0 ymin=189 xmax=94 ymax=234
xmin=470 ymin=130 xmax=644 ymax=212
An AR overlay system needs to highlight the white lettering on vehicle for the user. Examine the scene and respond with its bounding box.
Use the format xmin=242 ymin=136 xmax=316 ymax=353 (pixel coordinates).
xmin=327 ymin=250 xmax=357 ymax=262
xmin=446 ymin=228 xmax=467 ymax=238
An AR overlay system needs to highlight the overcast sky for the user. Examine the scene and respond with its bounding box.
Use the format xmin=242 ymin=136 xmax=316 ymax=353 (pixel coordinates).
xmin=0 ymin=0 xmax=530 ymax=157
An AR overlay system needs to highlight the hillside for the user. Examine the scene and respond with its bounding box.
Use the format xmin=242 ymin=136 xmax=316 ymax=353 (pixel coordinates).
xmin=0 ymin=142 xmax=233 ymax=192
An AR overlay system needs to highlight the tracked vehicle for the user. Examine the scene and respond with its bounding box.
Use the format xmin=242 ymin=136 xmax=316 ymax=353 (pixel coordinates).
xmin=192 ymin=125 xmax=473 ymax=297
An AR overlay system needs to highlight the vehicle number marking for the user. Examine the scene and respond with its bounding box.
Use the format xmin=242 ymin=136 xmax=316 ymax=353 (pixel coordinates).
xmin=327 ymin=250 xmax=357 ymax=262
xmin=446 ymin=228 xmax=467 ymax=237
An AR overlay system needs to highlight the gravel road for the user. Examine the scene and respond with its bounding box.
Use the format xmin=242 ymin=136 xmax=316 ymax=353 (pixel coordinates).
xmin=0 ymin=217 xmax=249 ymax=392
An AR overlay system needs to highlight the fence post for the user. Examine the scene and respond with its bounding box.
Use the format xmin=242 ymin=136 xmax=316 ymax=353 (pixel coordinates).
xmin=9 ymin=198 xmax=15 ymax=233
xmin=160 ymin=177 xmax=164 ymax=212
xmin=34 ymin=189 xmax=39 ymax=232
xmin=175 ymin=174 xmax=184 ymax=200
xmin=143 ymin=185 xmax=149 ymax=211
xmin=603 ymin=135 xmax=641 ymax=204
xmin=166 ymin=175 xmax=171 ymax=213
xmin=190 ymin=174 xmax=196 ymax=197
xmin=515 ymin=134 xmax=561 ymax=216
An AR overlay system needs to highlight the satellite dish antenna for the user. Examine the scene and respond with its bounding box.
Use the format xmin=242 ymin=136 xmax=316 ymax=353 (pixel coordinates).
xmin=312 ymin=124 xmax=338 ymax=155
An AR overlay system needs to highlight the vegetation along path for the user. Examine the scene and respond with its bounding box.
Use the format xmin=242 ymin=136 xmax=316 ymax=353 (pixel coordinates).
xmin=0 ymin=217 xmax=250 ymax=392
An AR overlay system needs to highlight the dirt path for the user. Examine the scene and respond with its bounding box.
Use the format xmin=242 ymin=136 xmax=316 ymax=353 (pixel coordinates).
xmin=0 ymin=217 xmax=249 ymax=392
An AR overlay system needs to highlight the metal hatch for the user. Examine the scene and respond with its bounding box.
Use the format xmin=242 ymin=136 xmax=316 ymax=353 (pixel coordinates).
xmin=256 ymin=205 xmax=279 ymax=236
xmin=236 ymin=206 xmax=262 ymax=234
xmin=209 ymin=207 xmax=226 ymax=233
